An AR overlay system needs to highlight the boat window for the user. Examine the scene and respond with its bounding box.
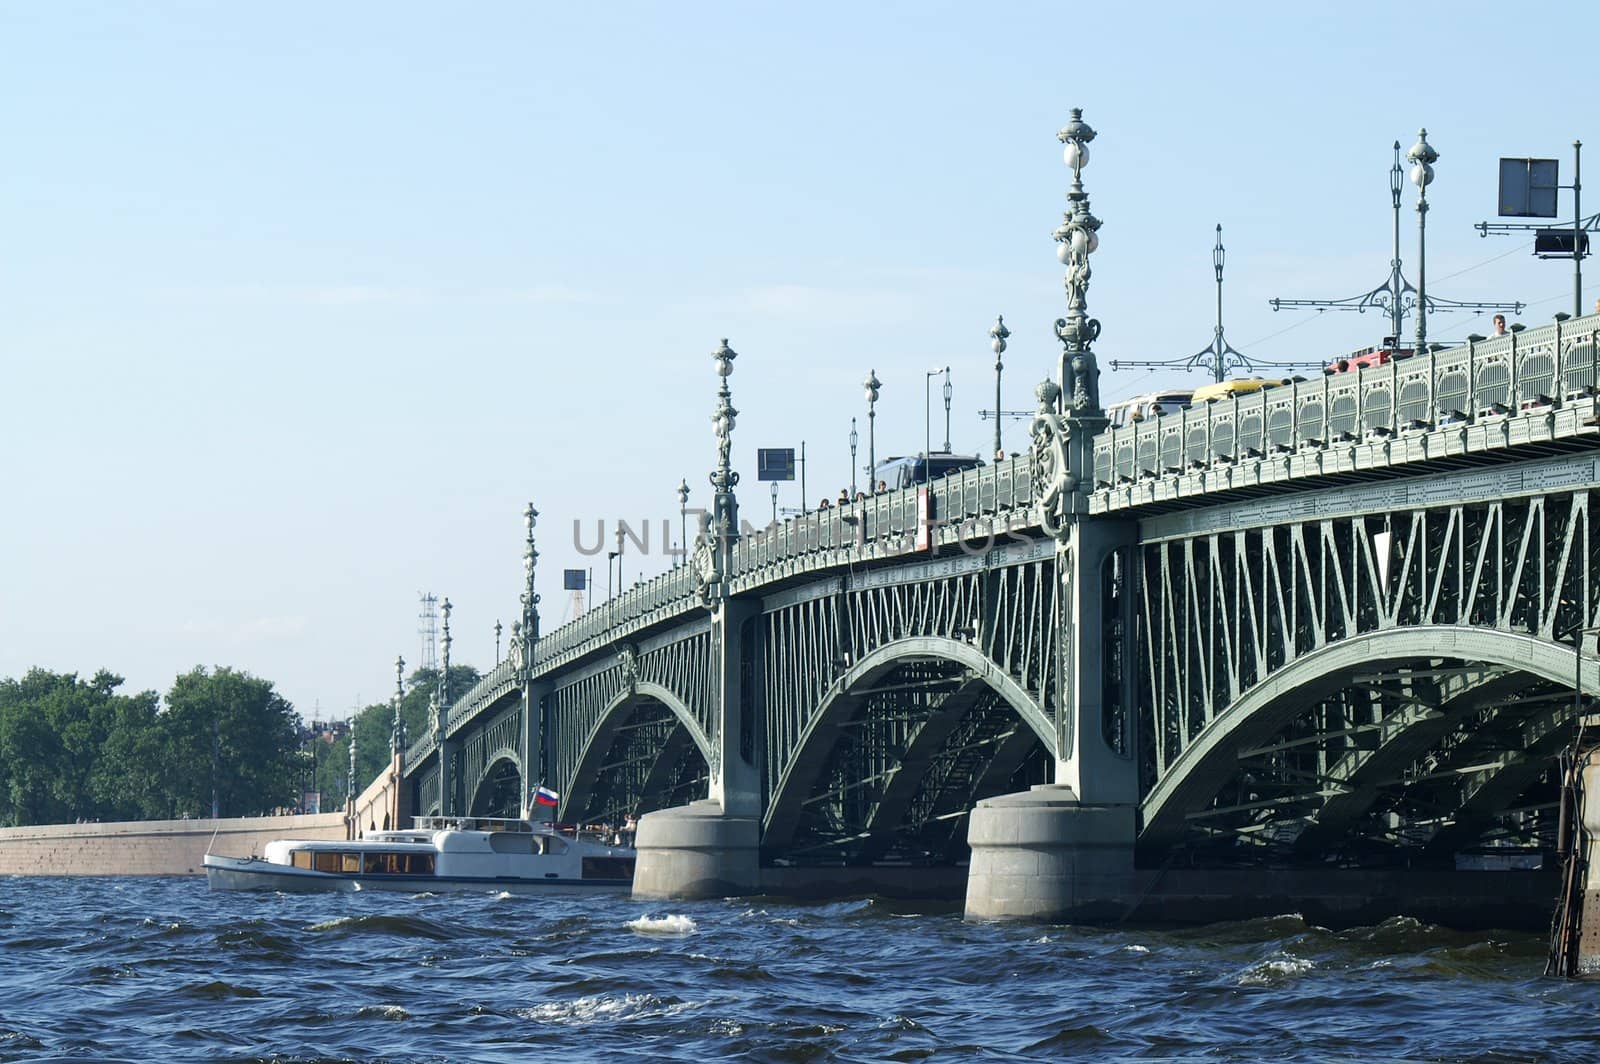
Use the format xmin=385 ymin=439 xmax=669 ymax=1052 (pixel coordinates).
xmin=314 ymin=852 xmax=341 ymax=874
xmin=291 ymin=850 xmax=313 ymax=870
xmin=341 ymin=853 xmax=360 ymax=874
xmin=407 ymin=853 xmax=436 ymax=875
xmin=544 ymin=836 xmax=569 ymax=856
xmin=582 ymin=857 xmax=635 ymax=880
xmin=489 ymin=833 xmax=536 ymax=854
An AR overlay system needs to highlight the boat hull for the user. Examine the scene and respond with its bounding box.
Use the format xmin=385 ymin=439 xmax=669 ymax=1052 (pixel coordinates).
xmin=202 ymin=854 xmax=631 ymax=894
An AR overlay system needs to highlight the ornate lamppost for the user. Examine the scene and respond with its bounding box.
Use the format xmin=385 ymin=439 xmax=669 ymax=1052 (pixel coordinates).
xmin=493 ymin=620 xmax=502 ymax=666
xmin=1053 ymin=108 xmax=1103 ymax=416
xmin=676 ymin=478 xmax=690 ymax=566
xmin=693 ymin=338 xmax=741 ymax=600
xmin=614 ymin=525 xmax=624 ymax=592
xmin=941 ymin=368 xmax=953 ymax=452
xmin=521 ymin=504 xmax=540 ymax=647
xmin=518 ymin=503 xmax=542 ymax=816
xmin=710 ymin=339 xmax=740 ymax=540
xmin=989 ymin=315 xmax=1009 ymax=459
xmin=848 ymin=417 xmax=859 ymax=496
xmin=924 ymin=366 xmax=946 ymax=461
xmin=1408 ymin=128 xmax=1438 ymax=351
xmin=863 ymin=370 xmax=880 ymax=490
xmin=390 ymin=654 xmax=406 ymax=758
xmin=347 ymin=711 xmax=358 ymax=809
xmin=433 ymin=597 xmax=452 ymax=812
xmin=438 ymin=598 xmax=452 ymax=707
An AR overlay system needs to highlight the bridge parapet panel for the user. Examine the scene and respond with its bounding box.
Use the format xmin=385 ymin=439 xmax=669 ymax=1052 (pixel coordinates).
xmin=1089 ymin=313 xmax=1600 ymax=509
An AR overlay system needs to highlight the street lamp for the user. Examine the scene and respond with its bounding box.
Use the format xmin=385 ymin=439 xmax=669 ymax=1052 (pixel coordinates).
xmin=494 ymin=620 xmax=502 ymax=665
xmin=863 ymin=370 xmax=880 ymax=490
xmin=924 ymin=365 xmax=947 ymax=464
xmin=848 ymin=417 xmax=859 ymax=495
xmin=677 ymin=478 xmax=690 ymax=567
xmin=1407 ymin=128 xmax=1438 ymax=351
xmin=770 ymin=480 xmax=779 ymax=524
xmin=1053 ymin=107 xmax=1103 ymax=415
xmin=941 ymin=368 xmax=953 ymax=452
xmin=614 ymin=525 xmax=625 ymax=591
xmin=989 ymin=315 xmax=1009 ymax=459
xmin=607 ymin=550 xmax=618 ymax=599
xmin=390 ymin=654 xmax=406 ymax=757
xmin=347 ymin=712 xmax=358 ymax=809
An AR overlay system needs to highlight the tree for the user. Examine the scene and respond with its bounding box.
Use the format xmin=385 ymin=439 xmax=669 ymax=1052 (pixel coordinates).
xmin=162 ymin=666 xmax=300 ymax=818
xmin=397 ymin=665 xmax=482 ymax=750
xmin=0 ymin=669 xmax=161 ymax=826
xmin=311 ymin=664 xmax=483 ymax=806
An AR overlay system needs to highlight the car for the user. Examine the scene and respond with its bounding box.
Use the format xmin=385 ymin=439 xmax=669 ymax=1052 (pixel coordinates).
xmin=1105 ymin=389 xmax=1194 ymax=428
xmin=1190 ymin=377 xmax=1293 ymax=403
xmin=1326 ymin=344 xmax=1413 ymax=374
xmin=872 ymin=452 xmax=984 ymax=490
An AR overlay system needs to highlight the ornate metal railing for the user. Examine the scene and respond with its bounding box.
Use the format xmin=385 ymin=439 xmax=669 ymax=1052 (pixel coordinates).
xmin=727 ymin=454 xmax=1035 ymax=582
xmin=1091 ymin=313 xmax=1600 ymax=488
xmin=534 ymin=563 xmax=701 ymax=664
xmin=405 ymin=455 xmax=1040 ymax=769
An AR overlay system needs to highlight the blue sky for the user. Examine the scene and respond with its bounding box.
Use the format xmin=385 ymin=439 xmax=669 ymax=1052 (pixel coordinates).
xmin=2 ymin=1 xmax=1595 ymax=719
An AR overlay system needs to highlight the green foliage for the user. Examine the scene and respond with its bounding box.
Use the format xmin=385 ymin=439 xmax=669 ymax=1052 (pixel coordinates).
xmin=301 ymin=663 xmax=482 ymax=811
xmin=398 ymin=665 xmax=483 ymax=749
xmin=0 ymin=670 xmax=160 ymax=825
xmin=162 ymin=666 xmax=301 ymax=818
xmin=0 ymin=664 xmax=340 ymax=826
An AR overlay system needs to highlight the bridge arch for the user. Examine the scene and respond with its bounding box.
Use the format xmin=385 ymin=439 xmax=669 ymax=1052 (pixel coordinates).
xmin=762 ymin=635 xmax=1056 ymax=858
xmin=560 ymin=681 xmax=712 ymax=822
xmin=468 ymin=753 xmax=524 ymax=817
xmin=1139 ymin=625 xmax=1590 ymax=848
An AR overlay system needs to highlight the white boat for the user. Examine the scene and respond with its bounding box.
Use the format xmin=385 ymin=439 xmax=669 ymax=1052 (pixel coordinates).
xmin=203 ymin=815 xmax=635 ymax=893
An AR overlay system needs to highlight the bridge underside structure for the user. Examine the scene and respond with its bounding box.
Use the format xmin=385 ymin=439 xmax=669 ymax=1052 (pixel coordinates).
xmin=393 ymin=313 xmax=1600 ymax=920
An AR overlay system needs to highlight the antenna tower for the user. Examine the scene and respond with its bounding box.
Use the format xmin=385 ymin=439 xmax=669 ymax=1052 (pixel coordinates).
xmin=417 ymin=592 xmax=439 ymax=672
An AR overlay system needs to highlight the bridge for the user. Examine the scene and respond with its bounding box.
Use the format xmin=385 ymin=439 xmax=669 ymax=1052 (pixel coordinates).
xmin=363 ymin=110 xmax=1600 ymax=921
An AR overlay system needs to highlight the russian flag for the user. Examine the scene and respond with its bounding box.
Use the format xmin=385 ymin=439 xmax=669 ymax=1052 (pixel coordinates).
xmin=534 ymin=786 xmax=560 ymax=807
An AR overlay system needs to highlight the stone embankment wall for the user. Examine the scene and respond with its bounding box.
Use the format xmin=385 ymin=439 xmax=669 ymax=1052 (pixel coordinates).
xmin=0 ymin=813 xmax=349 ymax=876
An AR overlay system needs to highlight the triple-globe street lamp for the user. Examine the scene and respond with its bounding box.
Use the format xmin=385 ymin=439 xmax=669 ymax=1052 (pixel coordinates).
xmin=863 ymin=370 xmax=881 ymax=490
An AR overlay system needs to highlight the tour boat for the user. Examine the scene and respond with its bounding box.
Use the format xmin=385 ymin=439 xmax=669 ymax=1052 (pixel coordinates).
xmin=203 ymin=815 xmax=635 ymax=893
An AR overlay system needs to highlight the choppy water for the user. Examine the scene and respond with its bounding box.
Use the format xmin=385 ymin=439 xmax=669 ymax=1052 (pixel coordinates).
xmin=0 ymin=876 xmax=1595 ymax=1062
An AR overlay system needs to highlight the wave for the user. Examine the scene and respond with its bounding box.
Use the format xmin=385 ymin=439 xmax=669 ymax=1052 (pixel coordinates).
xmin=625 ymin=914 xmax=697 ymax=935
xmin=514 ymin=993 xmax=701 ymax=1026
xmin=1237 ymin=952 xmax=1316 ymax=986
xmin=303 ymin=914 xmax=453 ymax=940
xmin=353 ymin=1004 xmax=410 ymax=1021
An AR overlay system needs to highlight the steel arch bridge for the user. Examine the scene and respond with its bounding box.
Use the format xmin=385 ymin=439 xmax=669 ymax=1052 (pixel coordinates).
xmin=392 ymin=311 xmax=1600 ymax=876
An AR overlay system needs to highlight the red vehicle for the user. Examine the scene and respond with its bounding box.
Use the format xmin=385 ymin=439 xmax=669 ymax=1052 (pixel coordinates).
xmin=1326 ymin=344 xmax=1413 ymax=374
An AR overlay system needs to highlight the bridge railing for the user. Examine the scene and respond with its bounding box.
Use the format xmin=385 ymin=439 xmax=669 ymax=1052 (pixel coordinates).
xmin=1091 ymin=313 xmax=1600 ymax=487
xmin=727 ymin=453 xmax=1035 ymax=579
xmin=534 ymin=562 xmax=701 ymax=664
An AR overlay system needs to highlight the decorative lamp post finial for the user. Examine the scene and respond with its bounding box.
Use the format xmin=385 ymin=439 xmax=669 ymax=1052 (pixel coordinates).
xmin=848 ymin=417 xmax=859 ymax=496
xmin=390 ymin=654 xmax=406 ymax=754
xmin=348 ymin=711 xmax=358 ymax=806
xmin=989 ymin=314 xmax=1010 ymax=460
xmin=708 ymin=339 xmax=741 ymax=548
xmin=863 ymin=369 xmax=881 ymax=489
xmin=438 ymin=598 xmax=452 ymax=709
xmin=676 ymin=477 xmax=690 ymax=565
xmin=1053 ymin=108 xmax=1104 ymax=417
xmin=521 ymin=504 xmax=540 ymax=648
xmin=1406 ymin=128 xmax=1438 ymax=351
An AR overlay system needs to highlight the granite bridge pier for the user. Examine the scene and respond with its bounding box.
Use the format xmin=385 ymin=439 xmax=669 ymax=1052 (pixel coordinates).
xmin=354 ymin=112 xmax=1600 ymax=925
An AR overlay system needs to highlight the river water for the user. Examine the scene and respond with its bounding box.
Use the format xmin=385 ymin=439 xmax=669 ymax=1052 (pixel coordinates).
xmin=0 ymin=875 xmax=1594 ymax=1062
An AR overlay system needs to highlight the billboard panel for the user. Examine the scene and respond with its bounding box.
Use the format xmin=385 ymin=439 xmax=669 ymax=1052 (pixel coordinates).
xmin=1498 ymin=157 xmax=1559 ymax=217
xmin=757 ymin=447 xmax=796 ymax=481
